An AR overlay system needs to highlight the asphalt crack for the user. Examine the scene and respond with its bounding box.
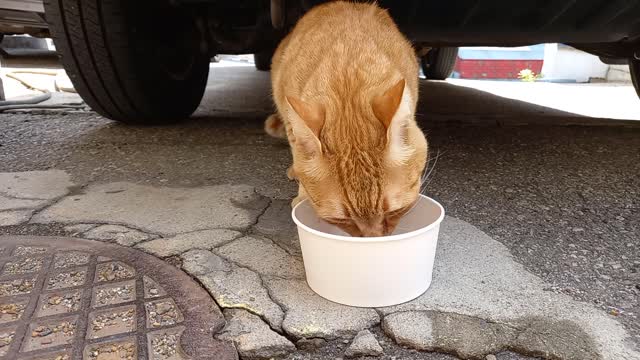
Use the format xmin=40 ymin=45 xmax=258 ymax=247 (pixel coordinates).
xmin=20 ymin=183 xmax=87 ymax=225
xmin=0 ymin=190 xmax=49 ymax=201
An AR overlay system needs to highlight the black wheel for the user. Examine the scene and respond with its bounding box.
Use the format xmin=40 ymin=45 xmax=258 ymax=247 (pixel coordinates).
xmin=254 ymin=49 xmax=274 ymax=71
xmin=44 ymin=0 xmax=210 ymax=124
xmin=421 ymin=47 xmax=459 ymax=80
xmin=630 ymin=58 xmax=640 ymax=99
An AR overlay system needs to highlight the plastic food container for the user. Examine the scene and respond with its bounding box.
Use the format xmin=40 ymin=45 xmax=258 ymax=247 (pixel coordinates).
xmin=292 ymin=195 xmax=445 ymax=307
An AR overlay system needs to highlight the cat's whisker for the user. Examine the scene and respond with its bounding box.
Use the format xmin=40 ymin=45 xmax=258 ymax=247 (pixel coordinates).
xmin=402 ymin=199 xmax=422 ymax=217
xmin=419 ymin=152 xmax=438 ymax=188
xmin=421 ymin=168 xmax=438 ymax=194
xmin=421 ymin=170 xmax=437 ymax=195
xmin=422 ymin=150 xmax=443 ymax=173
xmin=400 ymin=151 xmax=444 ymax=220
xmin=418 ymin=163 xmax=430 ymax=189
xmin=420 ymin=149 xmax=443 ymax=195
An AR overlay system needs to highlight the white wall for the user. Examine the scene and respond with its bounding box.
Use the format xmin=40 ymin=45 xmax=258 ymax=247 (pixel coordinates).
xmin=541 ymin=43 xmax=609 ymax=83
xmin=606 ymin=64 xmax=632 ymax=82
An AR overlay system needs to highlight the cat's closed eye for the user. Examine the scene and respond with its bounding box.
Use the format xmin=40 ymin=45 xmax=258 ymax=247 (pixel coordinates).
xmin=326 ymin=203 xmax=413 ymax=226
xmin=384 ymin=203 xmax=415 ymax=224
xmin=325 ymin=217 xmax=353 ymax=225
xmin=387 ymin=204 xmax=411 ymax=217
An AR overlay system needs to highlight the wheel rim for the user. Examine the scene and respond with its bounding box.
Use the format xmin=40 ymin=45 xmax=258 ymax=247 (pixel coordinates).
xmin=156 ymin=34 xmax=198 ymax=81
xmin=424 ymin=48 xmax=439 ymax=69
xmin=152 ymin=6 xmax=201 ymax=81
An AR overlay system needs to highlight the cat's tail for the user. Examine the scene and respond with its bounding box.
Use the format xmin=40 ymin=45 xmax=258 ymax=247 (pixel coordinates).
xmin=264 ymin=113 xmax=287 ymax=139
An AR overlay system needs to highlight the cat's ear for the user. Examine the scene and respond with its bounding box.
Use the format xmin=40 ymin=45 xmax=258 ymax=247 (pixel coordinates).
xmin=372 ymin=79 xmax=406 ymax=129
xmin=372 ymin=79 xmax=413 ymax=164
xmin=286 ymin=96 xmax=325 ymax=156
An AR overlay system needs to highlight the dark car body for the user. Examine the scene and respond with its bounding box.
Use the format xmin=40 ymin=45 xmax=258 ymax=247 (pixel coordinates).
xmin=1 ymin=0 xmax=638 ymax=123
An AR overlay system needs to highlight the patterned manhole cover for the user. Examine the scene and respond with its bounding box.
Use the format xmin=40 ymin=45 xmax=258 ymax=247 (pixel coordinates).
xmin=0 ymin=236 xmax=236 ymax=360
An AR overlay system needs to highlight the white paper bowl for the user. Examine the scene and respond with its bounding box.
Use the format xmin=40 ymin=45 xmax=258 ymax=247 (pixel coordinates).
xmin=292 ymin=194 xmax=445 ymax=307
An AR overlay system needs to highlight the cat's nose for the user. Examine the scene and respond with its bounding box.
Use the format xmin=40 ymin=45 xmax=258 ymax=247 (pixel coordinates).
xmin=354 ymin=216 xmax=387 ymax=237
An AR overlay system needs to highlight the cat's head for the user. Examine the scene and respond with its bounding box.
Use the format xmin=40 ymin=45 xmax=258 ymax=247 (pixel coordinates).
xmin=286 ymin=79 xmax=427 ymax=237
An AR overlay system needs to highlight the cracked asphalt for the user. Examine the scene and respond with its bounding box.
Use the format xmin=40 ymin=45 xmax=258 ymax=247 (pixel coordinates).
xmin=1 ymin=60 xmax=639 ymax=359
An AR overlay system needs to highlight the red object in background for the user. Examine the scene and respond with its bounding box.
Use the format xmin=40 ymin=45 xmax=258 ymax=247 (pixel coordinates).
xmin=454 ymin=58 xmax=543 ymax=79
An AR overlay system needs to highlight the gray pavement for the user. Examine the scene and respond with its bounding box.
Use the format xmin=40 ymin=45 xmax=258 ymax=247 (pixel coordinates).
xmin=1 ymin=62 xmax=639 ymax=359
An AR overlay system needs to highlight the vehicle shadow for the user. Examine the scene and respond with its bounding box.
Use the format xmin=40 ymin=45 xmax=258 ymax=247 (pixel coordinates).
xmin=190 ymin=65 xmax=639 ymax=128
xmin=67 ymin=65 xmax=638 ymax=194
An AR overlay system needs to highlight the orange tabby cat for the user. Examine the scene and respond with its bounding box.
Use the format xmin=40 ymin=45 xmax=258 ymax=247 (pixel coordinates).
xmin=266 ymin=1 xmax=428 ymax=237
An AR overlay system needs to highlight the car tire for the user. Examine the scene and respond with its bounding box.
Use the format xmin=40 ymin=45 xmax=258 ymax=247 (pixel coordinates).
xmin=421 ymin=47 xmax=459 ymax=80
xmin=43 ymin=0 xmax=210 ymax=124
xmin=630 ymin=58 xmax=640 ymax=99
xmin=254 ymin=50 xmax=274 ymax=71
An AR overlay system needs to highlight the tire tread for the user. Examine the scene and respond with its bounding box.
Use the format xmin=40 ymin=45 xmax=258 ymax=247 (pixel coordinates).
xmin=423 ymin=47 xmax=459 ymax=80
xmin=43 ymin=0 xmax=209 ymax=124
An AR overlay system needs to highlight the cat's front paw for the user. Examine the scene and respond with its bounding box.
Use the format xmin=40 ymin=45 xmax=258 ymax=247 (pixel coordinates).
xmin=264 ymin=114 xmax=287 ymax=139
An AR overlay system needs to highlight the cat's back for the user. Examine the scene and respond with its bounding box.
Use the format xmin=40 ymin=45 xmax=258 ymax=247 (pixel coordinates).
xmin=272 ymin=1 xmax=417 ymax=102
xmin=291 ymin=1 xmax=398 ymax=42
